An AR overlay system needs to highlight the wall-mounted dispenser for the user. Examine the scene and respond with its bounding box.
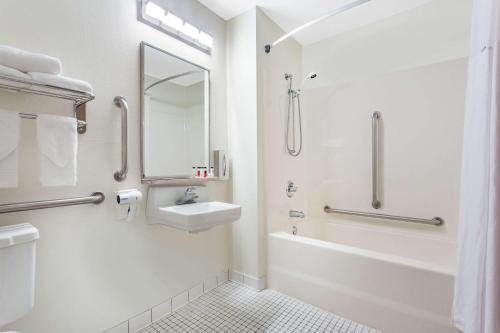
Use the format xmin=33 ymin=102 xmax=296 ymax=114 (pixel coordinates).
xmin=115 ymin=189 xmax=143 ymax=221
xmin=213 ymin=150 xmax=229 ymax=180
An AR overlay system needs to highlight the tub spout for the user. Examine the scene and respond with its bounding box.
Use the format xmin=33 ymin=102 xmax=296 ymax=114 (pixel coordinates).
xmin=289 ymin=210 xmax=305 ymax=218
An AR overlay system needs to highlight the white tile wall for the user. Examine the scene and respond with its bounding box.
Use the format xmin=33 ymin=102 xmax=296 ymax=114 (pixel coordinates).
xmin=151 ymin=299 xmax=172 ymax=322
xmin=203 ymin=276 xmax=217 ymax=292
xmin=128 ymin=310 xmax=151 ymax=333
xmin=102 ymin=271 xmax=229 ymax=333
xmin=217 ymin=270 xmax=229 ymax=285
xmin=172 ymin=291 xmax=189 ymax=311
xmin=188 ymin=283 xmax=204 ymax=301
xmin=104 ymin=321 xmax=128 ymax=333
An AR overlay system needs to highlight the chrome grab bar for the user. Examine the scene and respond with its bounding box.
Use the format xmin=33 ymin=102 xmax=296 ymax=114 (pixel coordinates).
xmin=0 ymin=193 xmax=105 ymax=214
xmin=114 ymin=96 xmax=128 ymax=182
xmin=324 ymin=206 xmax=443 ymax=226
xmin=372 ymin=111 xmax=381 ymax=209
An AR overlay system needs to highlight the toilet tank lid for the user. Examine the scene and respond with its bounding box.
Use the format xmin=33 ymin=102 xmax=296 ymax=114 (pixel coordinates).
xmin=0 ymin=223 xmax=39 ymax=249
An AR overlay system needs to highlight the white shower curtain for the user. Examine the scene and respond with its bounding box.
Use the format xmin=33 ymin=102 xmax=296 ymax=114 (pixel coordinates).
xmin=453 ymin=0 xmax=500 ymax=332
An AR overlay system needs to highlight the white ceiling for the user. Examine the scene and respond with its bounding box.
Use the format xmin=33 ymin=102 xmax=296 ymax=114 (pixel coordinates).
xmin=197 ymin=0 xmax=437 ymax=45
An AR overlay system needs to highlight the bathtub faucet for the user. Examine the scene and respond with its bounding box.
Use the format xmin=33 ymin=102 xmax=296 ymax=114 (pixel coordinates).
xmin=289 ymin=210 xmax=305 ymax=218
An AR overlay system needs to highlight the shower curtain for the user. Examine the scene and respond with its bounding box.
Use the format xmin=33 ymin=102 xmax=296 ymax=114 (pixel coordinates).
xmin=453 ymin=0 xmax=500 ymax=332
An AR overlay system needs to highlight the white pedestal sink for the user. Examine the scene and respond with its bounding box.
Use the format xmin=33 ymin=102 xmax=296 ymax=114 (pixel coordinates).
xmin=146 ymin=187 xmax=241 ymax=232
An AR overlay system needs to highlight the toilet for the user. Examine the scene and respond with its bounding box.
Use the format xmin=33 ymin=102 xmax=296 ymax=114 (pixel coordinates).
xmin=0 ymin=223 xmax=39 ymax=332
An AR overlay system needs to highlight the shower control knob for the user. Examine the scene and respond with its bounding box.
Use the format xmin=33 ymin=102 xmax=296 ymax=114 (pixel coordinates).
xmin=286 ymin=180 xmax=298 ymax=198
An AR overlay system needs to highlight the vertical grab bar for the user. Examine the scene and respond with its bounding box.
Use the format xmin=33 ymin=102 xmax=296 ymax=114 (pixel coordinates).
xmin=372 ymin=111 xmax=381 ymax=209
xmin=114 ymin=96 xmax=128 ymax=182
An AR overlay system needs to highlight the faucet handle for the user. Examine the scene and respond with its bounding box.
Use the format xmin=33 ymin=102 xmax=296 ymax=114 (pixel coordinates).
xmin=286 ymin=181 xmax=298 ymax=198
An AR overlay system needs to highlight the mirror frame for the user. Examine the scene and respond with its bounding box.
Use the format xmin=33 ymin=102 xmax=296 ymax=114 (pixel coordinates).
xmin=140 ymin=41 xmax=211 ymax=184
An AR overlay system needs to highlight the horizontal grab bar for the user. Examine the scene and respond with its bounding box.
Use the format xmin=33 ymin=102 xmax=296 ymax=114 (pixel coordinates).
xmin=0 ymin=192 xmax=105 ymax=214
xmin=323 ymin=206 xmax=443 ymax=226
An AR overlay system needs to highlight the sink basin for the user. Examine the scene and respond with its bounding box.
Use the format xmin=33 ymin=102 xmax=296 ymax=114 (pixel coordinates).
xmin=156 ymin=201 xmax=241 ymax=232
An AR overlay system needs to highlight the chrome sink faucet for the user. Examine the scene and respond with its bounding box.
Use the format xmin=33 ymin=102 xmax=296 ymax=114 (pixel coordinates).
xmin=176 ymin=187 xmax=199 ymax=205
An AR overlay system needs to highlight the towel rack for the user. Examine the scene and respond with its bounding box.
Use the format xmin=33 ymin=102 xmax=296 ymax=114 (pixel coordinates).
xmin=0 ymin=73 xmax=94 ymax=134
xmin=323 ymin=206 xmax=443 ymax=226
xmin=0 ymin=192 xmax=105 ymax=214
xmin=19 ymin=112 xmax=86 ymax=131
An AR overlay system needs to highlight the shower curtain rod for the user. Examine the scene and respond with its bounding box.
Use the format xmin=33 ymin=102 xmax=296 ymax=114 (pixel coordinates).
xmin=145 ymin=70 xmax=203 ymax=91
xmin=264 ymin=0 xmax=371 ymax=53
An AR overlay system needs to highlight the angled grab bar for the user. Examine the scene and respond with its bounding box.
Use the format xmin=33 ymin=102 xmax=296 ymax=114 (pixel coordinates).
xmin=114 ymin=96 xmax=128 ymax=181
xmin=324 ymin=206 xmax=443 ymax=226
xmin=372 ymin=111 xmax=381 ymax=209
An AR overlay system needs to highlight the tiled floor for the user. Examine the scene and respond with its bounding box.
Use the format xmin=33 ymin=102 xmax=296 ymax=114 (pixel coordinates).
xmin=139 ymin=282 xmax=382 ymax=333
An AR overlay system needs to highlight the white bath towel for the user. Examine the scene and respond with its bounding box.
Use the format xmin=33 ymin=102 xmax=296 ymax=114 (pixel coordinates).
xmin=0 ymin=110 xmax=20 ymax=187
xmin=0 ymin=64 xmax=32 ymax=89
xmin=0 ymin=45 xmax=62 ymax=75
xmin=37 ymin=114 xmax=78 ymax=186
xmin=29 ymin=72 xmax=93 ymax=94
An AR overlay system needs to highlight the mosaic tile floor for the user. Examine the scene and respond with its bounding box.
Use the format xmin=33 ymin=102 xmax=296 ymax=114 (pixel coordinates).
xmin=139 ymin=281 xmax=382 ymax=333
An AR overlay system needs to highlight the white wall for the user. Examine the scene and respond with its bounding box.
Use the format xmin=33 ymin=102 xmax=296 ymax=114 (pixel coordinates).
xmin=256 ymin=10 xmax=304 ymax=236
xmin=0 ymin=0 xmax=229 ymax=332
xmin=226 ymin=8 xmax=267 ymax=288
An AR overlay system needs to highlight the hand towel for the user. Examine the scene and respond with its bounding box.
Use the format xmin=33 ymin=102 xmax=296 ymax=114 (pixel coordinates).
xmin=0 ymin=110 xmax=20 ymax=187
xmin=0 ymin=45 xmax=62 ymax=75
xmin=0 ymin=64 xmax=32 ymax=89
xmin=37 ymin=114 xmax=78 ymax=186
xmin=29 ymin=72 xmax=93 ymax=94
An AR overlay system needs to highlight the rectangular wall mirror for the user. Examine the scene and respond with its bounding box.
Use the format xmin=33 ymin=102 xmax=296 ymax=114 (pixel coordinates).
xmin=141 ymin=42 xmax=210 ymax=183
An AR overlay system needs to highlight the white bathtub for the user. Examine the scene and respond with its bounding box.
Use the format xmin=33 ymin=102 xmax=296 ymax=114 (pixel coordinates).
xmin=268 ymin=228 xmax=458 ymax=333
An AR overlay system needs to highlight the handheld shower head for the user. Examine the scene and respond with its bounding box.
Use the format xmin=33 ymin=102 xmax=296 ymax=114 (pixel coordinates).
xmin=307 ymin=72 xmax=317 ymax=79
xmin=299 ymin=72 xmax=318 ymax=90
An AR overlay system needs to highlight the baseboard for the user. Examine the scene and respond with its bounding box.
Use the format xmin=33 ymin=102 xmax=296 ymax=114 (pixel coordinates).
xmin=103 ymin=269 xmax=229 ymax=333
xmin=229 ymin=269 xmax=266 ymax=291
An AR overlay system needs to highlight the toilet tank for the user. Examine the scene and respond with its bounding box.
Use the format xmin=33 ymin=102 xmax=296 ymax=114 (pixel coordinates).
xmin=0 ymin=223 xmax=39 ymax=327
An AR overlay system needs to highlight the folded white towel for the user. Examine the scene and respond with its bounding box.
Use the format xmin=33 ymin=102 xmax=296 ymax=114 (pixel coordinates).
xmin=0 ymin=45 xmax=62 ymax=75
xmin=37 ymin=114 xmax=78 ymax=187
xmin=0 ymin=110 xmax=20 ymax=188
xmin=29 ymin=72 xmax=93 ymax=94
xmin=0 ymin=64 xmax=31 ymax=89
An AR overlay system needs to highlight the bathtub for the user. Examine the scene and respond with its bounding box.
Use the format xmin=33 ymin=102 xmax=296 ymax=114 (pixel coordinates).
xmin=268 ymin=222 xmax=458 ymax=333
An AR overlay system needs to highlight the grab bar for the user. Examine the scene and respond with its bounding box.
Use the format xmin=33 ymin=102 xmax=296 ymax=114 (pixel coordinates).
xmin=114 ymin=96 xmax=128 ymax=182
xmin=324 ymin=206 xmax=443 ymax=226
xmin=0 ymin=192 xmax=105 ymax=214
xmin=372 ymin=111 xmax=381 ymax=209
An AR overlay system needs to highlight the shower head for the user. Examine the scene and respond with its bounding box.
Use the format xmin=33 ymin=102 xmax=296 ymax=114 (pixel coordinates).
xmin=299 ymin=72 xmax=318 ymax=90
xmin=306 ymin=72 xmax=317 ymax=79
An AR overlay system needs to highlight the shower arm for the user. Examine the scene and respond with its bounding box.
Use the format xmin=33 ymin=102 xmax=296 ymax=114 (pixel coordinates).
xmin=264 ymin=0 xmax=371 ymax=54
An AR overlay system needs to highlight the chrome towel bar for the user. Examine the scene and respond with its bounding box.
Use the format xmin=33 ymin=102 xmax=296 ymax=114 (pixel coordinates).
xmin=324 ymin=206 xmax=443 ymax=226
xmin=19 ymin=112 xmax=86 ymax=130
xmin=0 ymin=192 xmax=105 ymax=214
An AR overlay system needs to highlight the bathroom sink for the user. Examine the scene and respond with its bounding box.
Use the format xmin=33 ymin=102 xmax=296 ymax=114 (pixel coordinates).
xmin=157 ymin=201 xmax=241 ymax=232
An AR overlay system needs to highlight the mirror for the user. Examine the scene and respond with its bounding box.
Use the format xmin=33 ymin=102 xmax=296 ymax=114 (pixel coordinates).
xmin=141 ymin=42 xmax=209 ymax=182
